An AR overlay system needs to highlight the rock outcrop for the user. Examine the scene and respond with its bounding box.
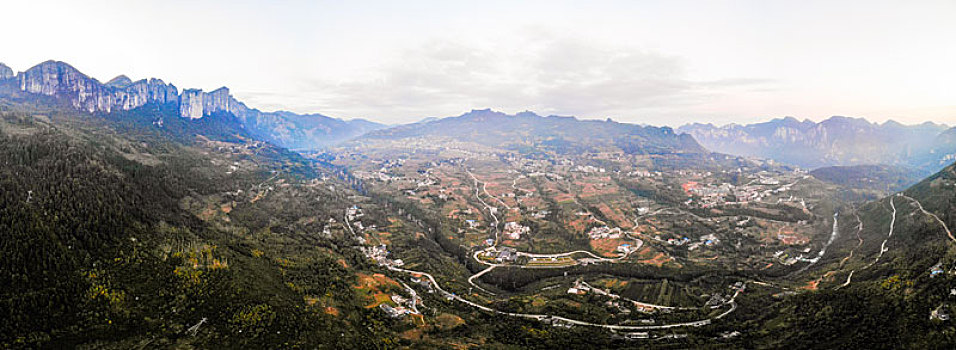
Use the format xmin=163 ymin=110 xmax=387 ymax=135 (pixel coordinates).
xmin=179 ymin=87 xmax=248 ymax=119
xmin=0 ymin=63 xmax=13 ymax=80
xmin=3 ymin=60 xmax=386 ymax=149
xmin=17 ymin=60 xmax=180 ymax=113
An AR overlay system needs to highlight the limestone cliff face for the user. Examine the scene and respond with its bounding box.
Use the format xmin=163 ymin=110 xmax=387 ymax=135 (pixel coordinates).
xmin=179 ymin=87 xmax=248 ymax=119
xmin=4 ymin=59 xmax=386 ymax=150
xmin=124 ymin=78 xmax=180 ymax=109
xmin=16 ymin=61 xmax=180 ymax=113
xmin=0 ymin=63 xmax=13 ymax=80
xmin=14 ymin=61 xmax=252 ymax=119
xmin=179 ymin=89 xmax=204 ymax=119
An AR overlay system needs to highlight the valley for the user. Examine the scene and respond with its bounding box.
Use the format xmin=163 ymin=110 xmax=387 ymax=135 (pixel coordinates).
xmin=1 ymin=60 xmax=955 ymax=348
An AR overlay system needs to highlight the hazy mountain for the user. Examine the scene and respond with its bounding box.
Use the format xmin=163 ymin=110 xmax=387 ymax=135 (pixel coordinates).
xmin=810 ymin=165 xmax=920 ymax=194
xmin=0 ymin=60 xmax=385 ymax=150
xmin=363 ymin=108 xmax=707 ymax=155
xmin=678 ymin=116 xmax=951 ymax=174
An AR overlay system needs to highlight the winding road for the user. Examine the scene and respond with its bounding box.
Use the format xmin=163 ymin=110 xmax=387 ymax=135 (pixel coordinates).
xmin=361 ymin=163 xmax=750 ymax=333
xmin=386 ymin=264 xmax=739 ymax=331
xmin=902 ymin=194 xmax=956 ymax=245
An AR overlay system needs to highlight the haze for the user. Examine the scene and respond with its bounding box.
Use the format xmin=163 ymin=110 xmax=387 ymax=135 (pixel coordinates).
xmin=2 ymin=0 xmax=955 ymax=125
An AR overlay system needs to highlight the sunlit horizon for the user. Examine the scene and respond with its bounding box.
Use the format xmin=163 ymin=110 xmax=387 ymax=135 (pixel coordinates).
xmin=3 ymin=0 xmax=954 ymax=126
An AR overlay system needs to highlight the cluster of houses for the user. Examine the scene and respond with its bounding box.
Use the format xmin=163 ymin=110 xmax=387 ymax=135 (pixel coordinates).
xmin=660 ymin=233 xmax=720 ymax=251
xmin=617 ymin=243 xmax=635 ymax=254
xmin=773 ymin=248 xmax=815 ymax=266
xmin=681 ymin=173 xmax=804 ymax=208
xmin=566 ymin=280 xmax=591 ymax=295
xmin=494 ymin=247 xmax=518 ymax=263
xmin=687 ymin=234 xmax=720 ymax=251
xmin=359 ymin=244 xmax=404 ymax=268
xmin=573 ymin=165 xmax=607 ymax=173
xmin=605 ymin=299 xmax=632 ymax=315
xmin=666 ymin=237 xmax=691 ymax=246
xmin=626 ymin=170 xmax=658 ymax=178
xmin=346 ymin=205 xmax=364 ymax=221
xmin=526 ymin=171 xmax=564 ymax=180
xmin=503 ymin=221 xmax=531 ymax=240
xmin=379 ymin=300 xmax=419 ymax=319
xmin=588 ymin=225 xmax=624 ymax=240
xmin=408 ymin=273 xmax=434 ymax=293
xmin=464 ymin=219 xmax=481 ymax=229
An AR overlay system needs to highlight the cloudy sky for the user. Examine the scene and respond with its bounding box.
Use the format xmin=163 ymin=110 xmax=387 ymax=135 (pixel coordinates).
xmin=2 ymin=0 xmax=955 ymax=125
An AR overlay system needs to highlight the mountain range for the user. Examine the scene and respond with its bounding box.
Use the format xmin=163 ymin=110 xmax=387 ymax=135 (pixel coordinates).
xmin=678 ymin=116 xmax=956 ymax=175
xmin=360 ymin=108 xmax=707 ymax=155
xmin=3 ymin=58 xmax=956 ymax=348
xmin=8 ymin=60 xmax=956 ymax=174
xmin=0 ymin=60 xmax=385 ymax=150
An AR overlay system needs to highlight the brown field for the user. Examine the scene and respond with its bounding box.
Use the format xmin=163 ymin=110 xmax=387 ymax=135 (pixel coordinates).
xmin=434 ymin=313 xmax=466 ymax=329
xmin=774 ymin=226 xmax=810 ymax=245
xmin=566 ymin=217 xmax=590 ymax=233
xmin=595 ymin=202 xmax=634 ymax=228
xmin=589 ymin=238 xmax=633 ymax=257
xmin=595 ymin=278 xmax=629 ymax=290
xmin=553 ymin=193 xmax=575 ymax=203
xmin=353 ymin=273 xmax=401 ymax=308
xmin=633 ymin=247 xmax=673 ymax=267
xmin=575 ymin=178 xmax=618 ymax=198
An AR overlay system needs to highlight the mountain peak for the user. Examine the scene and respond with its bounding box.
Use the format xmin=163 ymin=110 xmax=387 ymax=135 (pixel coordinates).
xmin=32 ymin=60 xmax=83 ymax=75
xmin=0 ymin=62 xmax=13 ymax=79
xmin=821 ymin=115 xmax=870 ymax=125
xmin=105 ymin=75 xmax=133 ymax=88
xmin=515 ymin=110 xmax=541 ymax=118
xmin=458 ymin=108 xmax=508 ymax=119
xmin=882 ymin=119 xmax=904 ymax=128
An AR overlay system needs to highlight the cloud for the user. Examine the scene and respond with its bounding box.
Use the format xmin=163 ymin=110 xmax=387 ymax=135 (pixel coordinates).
xmin=293 ymin=32 xmax=775 ymax=124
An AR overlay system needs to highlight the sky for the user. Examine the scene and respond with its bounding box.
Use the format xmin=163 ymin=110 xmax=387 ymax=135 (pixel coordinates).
xmin=2 ymin=0 xmax=955 ymax=126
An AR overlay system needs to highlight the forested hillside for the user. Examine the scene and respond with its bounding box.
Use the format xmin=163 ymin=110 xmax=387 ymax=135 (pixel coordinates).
xmin=0 ymin=103 xmax=392 ymax=348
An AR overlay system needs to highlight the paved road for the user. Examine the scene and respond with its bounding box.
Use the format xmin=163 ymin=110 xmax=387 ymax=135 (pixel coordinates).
xmin=367 ymin=163 xmax=743 ymax=332
xmin=902 ymin=194 xmax=956 ymax=245
xmin=386 ymin=264 xmax=739 ymax=331
xmin=466 ymin=264 xmax=497 ymax=295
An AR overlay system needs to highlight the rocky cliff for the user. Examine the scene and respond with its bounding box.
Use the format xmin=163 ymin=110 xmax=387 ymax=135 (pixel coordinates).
xmin=3 ymin=60 xmax=386 ymax=149
xmin=0 ymin=63 xmax=13 ymax=80
xmin=16 ymin=60 xmax=180 ymax=113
